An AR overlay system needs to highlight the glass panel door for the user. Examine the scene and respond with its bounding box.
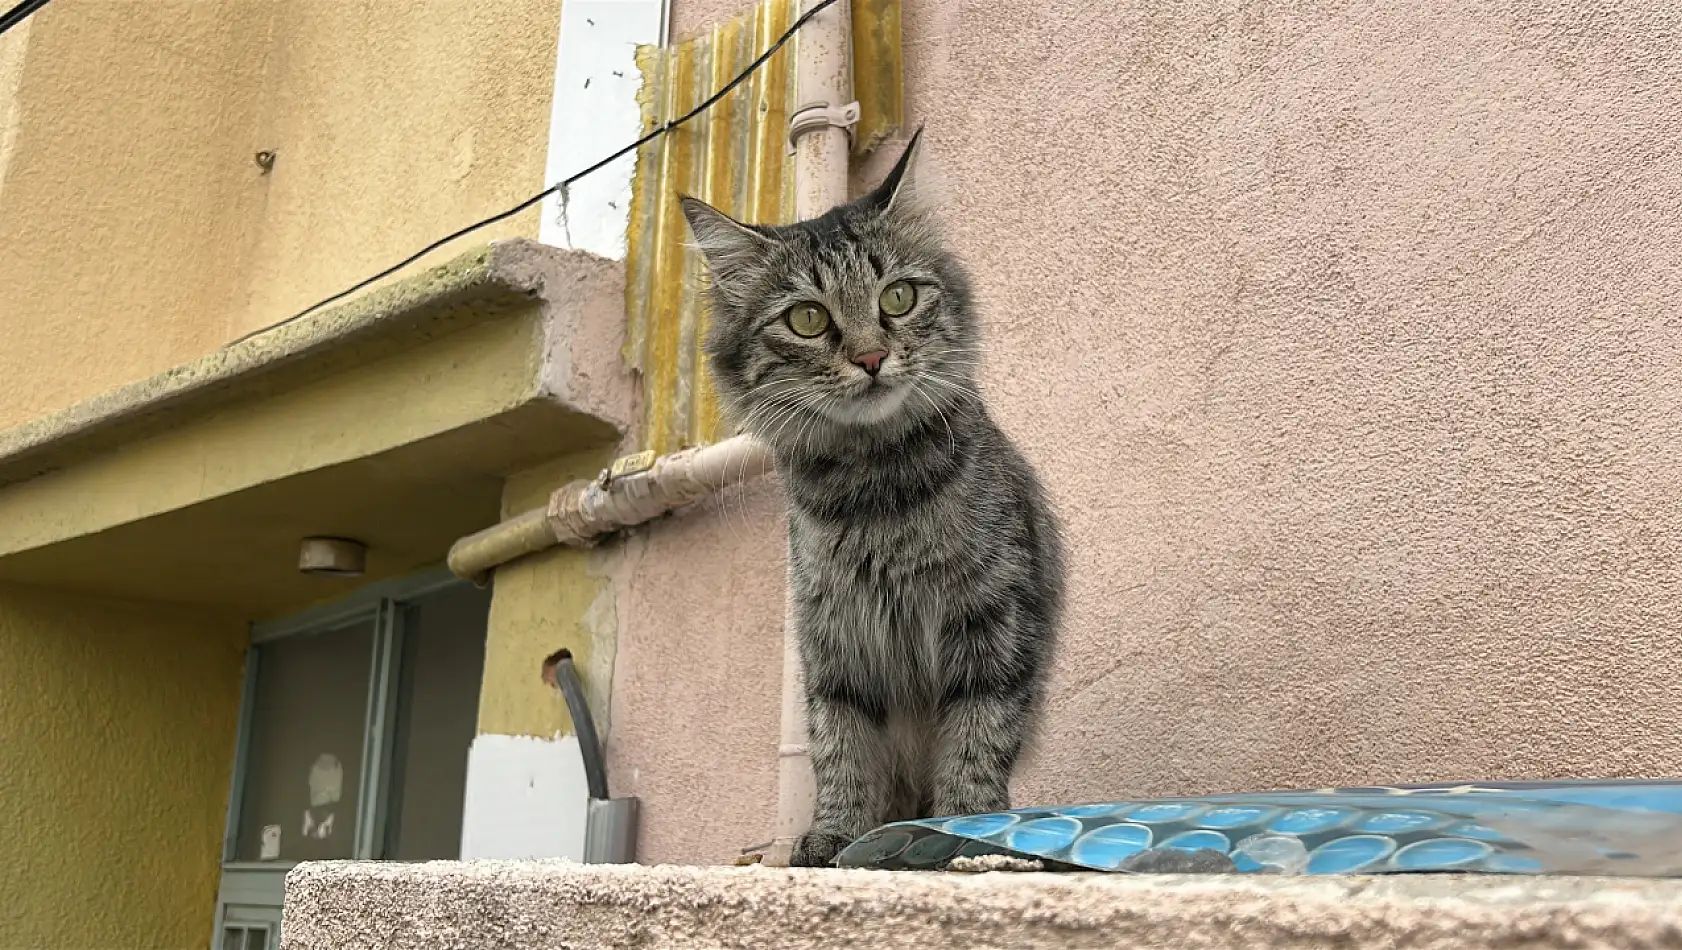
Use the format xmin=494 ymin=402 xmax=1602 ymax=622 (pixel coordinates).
xmin=211 ymin=571 xmax=491 ymax=949
xmin=384 ymin=583 xmax=491 ymax=859
xmin=235 ymin=614 xmax=375 ymax=863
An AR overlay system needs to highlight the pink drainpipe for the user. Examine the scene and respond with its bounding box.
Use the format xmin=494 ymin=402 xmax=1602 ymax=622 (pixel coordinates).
xmin=763 ymin=0 xmax=855 ymax=869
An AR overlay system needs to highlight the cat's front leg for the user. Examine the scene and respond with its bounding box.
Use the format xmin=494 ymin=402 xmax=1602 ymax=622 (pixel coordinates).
xmin=928 ymin=688 xmax=1032 ymax=817
xmin=792 ymin=689 xmax=892 ymax=867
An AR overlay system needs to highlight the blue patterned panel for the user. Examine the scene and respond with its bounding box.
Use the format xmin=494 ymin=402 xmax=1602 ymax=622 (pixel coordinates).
xmin=1068 ymin=823 xmax=1153 ymax=869
xmin=834 ymin=779 xmax=1682 ymax=876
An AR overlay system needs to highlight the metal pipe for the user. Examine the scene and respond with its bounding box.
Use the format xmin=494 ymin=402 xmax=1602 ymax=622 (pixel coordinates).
xmin=549 ymin=435 xmax=771 ymax=544
xmin=445 ymin=435 xmax=771 ymax=582
xmin=764 ymin=0 xmax=853 ymax=869
xmin=447 ymin=436 xmax=773 ymax=864
xmin=447 ymin=508 xmax=556 ymax=585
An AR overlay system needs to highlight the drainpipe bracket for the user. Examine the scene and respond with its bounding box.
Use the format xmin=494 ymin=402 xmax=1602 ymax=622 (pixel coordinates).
xmin=787 ymin=100 xmax=861 ymax=154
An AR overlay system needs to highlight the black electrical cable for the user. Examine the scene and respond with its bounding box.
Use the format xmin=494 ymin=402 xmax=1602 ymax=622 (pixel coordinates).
xmin=229 ymin=0 xmax=841 ymax=348
xmin=0 ymin=0 xmax=53 ymax=37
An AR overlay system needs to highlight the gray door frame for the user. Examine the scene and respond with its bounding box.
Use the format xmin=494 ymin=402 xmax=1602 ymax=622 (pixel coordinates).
xmin=210 ymin=565 xmax=478 ymax=950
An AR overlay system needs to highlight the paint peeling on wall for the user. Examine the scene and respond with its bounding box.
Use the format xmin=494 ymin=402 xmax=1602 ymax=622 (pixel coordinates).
xmin=582 ymin=544 xmax=632 ymax=741
xmin=850 ymin=0 xmax=904 ymax=157
xmin=624 ymin=0 xmax=902 ymax=455
xmin=626 ymin=0 xmax=798 ymax=456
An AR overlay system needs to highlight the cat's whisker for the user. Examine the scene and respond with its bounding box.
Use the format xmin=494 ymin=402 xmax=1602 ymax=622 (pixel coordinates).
xmin=754 ymin=392 xmax=826 ymax=457
xmin=785 ymin=393 xmax=831 ymax=459
xmin=725 ymin=388 xmax=819 ymax=536
xmin=910 ymin=382 xmax=957 ymax=456
xmin=917 ymin=366 xmax=983 ymax=382
xmin=915 ymin=366 xmax=982 ymax=383
xmin=914 ymin=375 xmax=984 ymax=406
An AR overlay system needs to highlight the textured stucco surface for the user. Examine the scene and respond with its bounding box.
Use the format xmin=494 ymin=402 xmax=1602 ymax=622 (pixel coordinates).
xmin=0 ymin=583 xmax=245 ymax=947
xmin=282 ymin=861 xmax=1682 ymax=950
xmin=233 ymin=0 xmax=562 ymax=341
xmin=0 ymin=0 xmax=562 ymax=430
xmin=605 ymin=479 xmax=787 ymax=864
xmin=0 ymin=240 xmax=579 ymax=489
xmin=478 ymin=447 xmax=619 ymax=740
xmin=0 ymin=0 xmax=269 ymax=431
xmin=609 ymin=0 xmax=1682 ymax=863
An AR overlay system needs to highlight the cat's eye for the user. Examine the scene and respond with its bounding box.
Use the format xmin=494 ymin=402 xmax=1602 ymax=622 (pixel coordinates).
xmin=786 ymin=302 xmax=831 ymax=338
xmin=879 ymin=280 xmax=916 ymax=317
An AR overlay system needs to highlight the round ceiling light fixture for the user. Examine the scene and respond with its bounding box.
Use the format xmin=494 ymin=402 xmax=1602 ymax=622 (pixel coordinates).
xmin=298 ymin=537 xmax=367 ymax=577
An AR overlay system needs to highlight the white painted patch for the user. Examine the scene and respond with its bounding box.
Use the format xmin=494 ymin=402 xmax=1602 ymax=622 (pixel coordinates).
xmin=538 ymin=0 xmax=665 ymax=257
xmin=260 ymin=825 xmax=281 ymax=860
xmin=459 ymin=734 xmax=591 ymax=861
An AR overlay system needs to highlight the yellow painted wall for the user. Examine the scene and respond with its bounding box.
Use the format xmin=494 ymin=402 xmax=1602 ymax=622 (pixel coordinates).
xmin=477 ymin=448 xmax=619 ymax=739
xmin=234 ymin=0 xmax=562 ymax=338
xmin=0 ymin=0 xmax=562 ymax=430
xmin=0 ymin=3 xmax=269 ymax=431
xmin=0 ymin=583 xmax=246 ymax=947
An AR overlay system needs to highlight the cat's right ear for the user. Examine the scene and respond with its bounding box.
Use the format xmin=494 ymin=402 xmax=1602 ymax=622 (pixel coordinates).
xmin=681 ymin=196 xmax=772 ymax=274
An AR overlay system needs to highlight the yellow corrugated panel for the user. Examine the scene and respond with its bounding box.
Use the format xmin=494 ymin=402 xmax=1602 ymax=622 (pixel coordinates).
xmin=625 ymin=0 xmax=901 ymax=455
xmin=851 ymin=0 xmax=904 ymax=157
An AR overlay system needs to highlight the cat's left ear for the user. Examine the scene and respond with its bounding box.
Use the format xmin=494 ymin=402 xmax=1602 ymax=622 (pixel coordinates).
xmin=863 ymin=125 xmax=928 ymax=216
xmin=681 ymin=195 xmax=773 ymax=274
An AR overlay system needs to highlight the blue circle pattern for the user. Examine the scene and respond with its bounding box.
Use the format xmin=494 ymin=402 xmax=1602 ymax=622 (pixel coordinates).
xmin=1125 ymin=802 xmax=1206 ymax=824
xmin=942 ymin=813 xmax=1019 ymax=838
xmin=832 ymin=780 xmax=1682 ymax=875
xmin=901 ymin=831 xmax=964 ymax=865
xmin=1390 ymin=838 xmax=1493 ymax=870
xmin=1267 ymin=807 xmax=1353 ymax=835
xmin=1304 ymin=834 xmax=1396 ymax=873
xmin=1352 ymin=810 xmax=1449 ymax=835
xmin=1161 ymin=829 xmax=1231 ymax=852
xmin=1005 ymin=818 xmax=1083 ymax=854
xmin=1197 ymin=806 xmax=1277 ymax=830
xmin=1069 ymin=823 xmax=1153 ymax=869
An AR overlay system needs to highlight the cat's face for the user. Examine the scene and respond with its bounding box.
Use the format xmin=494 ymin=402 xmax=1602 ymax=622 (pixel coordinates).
xmin=682 ymin=131 xmax=976 ymax=449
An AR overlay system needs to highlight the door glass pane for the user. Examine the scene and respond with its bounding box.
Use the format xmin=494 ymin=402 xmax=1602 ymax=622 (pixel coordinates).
xmin=234 ymin=616 xmax=375 ymax=861
xmin=220 ymin=925 xmax=272 ymax=950
xmin=384 ymin=583 xmax=490 ymax=859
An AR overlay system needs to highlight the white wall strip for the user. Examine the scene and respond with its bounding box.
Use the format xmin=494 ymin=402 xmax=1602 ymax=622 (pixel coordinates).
xmin=539 ymin=0 xmax=667 ymax=258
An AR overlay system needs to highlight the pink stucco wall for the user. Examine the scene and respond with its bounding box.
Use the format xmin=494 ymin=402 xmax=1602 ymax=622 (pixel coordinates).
xmin=607 ymin=481 xmax=788 ymax=864
xmin=609 ymin=0 xmax=1682 ymax=864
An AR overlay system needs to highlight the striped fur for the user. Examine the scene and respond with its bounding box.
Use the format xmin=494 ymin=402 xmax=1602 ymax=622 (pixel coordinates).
xmin=682 ymin=132 xmax=1065 ymax=867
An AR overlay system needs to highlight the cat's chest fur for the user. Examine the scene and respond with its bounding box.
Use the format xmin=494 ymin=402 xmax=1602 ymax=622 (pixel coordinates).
xmin=788 ymin=505 xmax=968 ymax=704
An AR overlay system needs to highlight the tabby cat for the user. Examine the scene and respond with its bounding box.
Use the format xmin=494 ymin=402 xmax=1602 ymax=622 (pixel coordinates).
xmin=681 ymin=130 xmax=1065 ymax=867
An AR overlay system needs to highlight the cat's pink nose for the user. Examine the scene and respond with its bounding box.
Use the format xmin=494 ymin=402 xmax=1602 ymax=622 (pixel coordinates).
xmin=852 ymin=350 xmax=888 ymax=376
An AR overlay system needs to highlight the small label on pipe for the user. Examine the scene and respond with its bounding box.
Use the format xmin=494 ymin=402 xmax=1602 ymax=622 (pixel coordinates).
xmin=608 ymin=450 xmax=657 ymax=481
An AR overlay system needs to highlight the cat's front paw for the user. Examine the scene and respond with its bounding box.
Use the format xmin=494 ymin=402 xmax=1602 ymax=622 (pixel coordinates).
xmin=790 ymin=831 xmax=852 ymax=867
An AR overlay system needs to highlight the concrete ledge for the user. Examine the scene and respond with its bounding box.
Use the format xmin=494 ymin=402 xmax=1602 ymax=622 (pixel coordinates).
xmin=0 ymin=238 xmax=635 ymax=613
xmin=0 ymin=239 xmax=617 ymax=488
xmin=281 ymin=861 xmax=1682 ymax=949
